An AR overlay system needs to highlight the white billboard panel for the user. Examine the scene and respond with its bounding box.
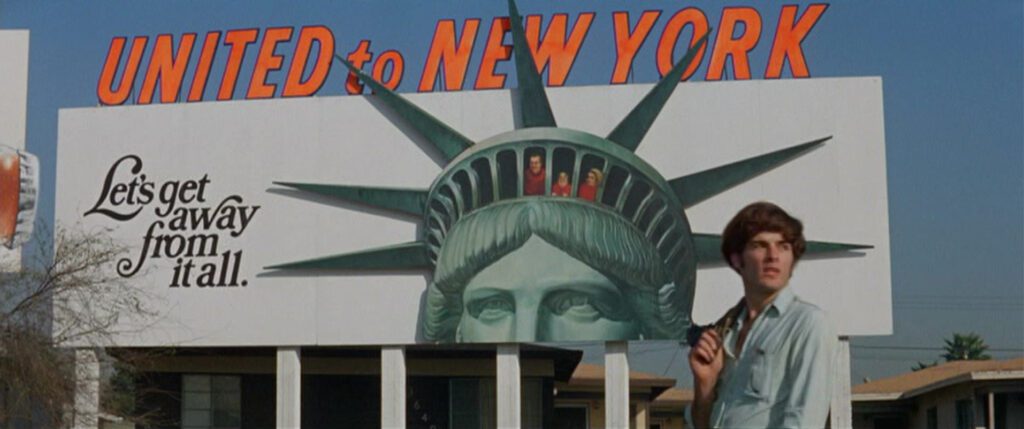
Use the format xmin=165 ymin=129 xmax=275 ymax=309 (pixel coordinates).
xmin=55 ymin=77 xmax=891 ymax=346
xmin=0 ymin=30 xmax=30 ymax=267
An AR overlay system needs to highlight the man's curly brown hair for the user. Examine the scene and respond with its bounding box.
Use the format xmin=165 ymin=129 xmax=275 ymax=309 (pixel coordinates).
xmin=720 ymin=201 xmax=806 ymax=269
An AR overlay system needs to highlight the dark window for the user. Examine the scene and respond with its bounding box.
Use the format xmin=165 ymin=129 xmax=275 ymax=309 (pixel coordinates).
xmin=496 ymin=150 xmax=519 ymax=200
xmin=449 ymin=378 xmax=543 ymax=429
xmin=636 ymin=198 xmax=666 ymax=234
xmin=451 ymin=170 xmax=474 ymax=212
xmin=471 ymin=158 xmax=495 ymax=206
xmin=927 ymin=406 xmax=937 ymax=429
xmin=600 ymin=166 xmax=629 ymax=207
xmin=301 ymin=375 xmax=380 ymax=429
xmin=407 ymin=377 xmax=450 ymax=429
xmin=438 ymin=185 xmax=460 ymax=217
xmin=620 ymin=180 xmax=652 ymax=218
xmin=181 ymin=375 xmax=241 ymax=429
xmin=872 ymin=416 xmax=906 ymax=429
xmin=552 ymin=405 xmax=588 ymax=429
xmin=956 ymin=399 xmax=973 ymax=429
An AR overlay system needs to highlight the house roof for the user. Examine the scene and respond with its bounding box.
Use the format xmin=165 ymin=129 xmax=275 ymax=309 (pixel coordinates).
xmin=852 ymin=357 xmax=1024 ymax=401
xmin=561 ymin=362 xmax=679 ymax=399
xmin=651 ymin=387 xmax=694 ymax=409
xmin=567 ymin=362 xmax=677 ymax=389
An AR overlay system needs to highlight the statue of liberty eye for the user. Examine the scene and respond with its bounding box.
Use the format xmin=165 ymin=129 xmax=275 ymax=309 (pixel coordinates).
xmin=545 ymin=290 xmax=631 ymax=322
xmin=466 ymin=294 xmax=515 ymax=321
xmin=549 ymin=292 xmax=599 ymax=318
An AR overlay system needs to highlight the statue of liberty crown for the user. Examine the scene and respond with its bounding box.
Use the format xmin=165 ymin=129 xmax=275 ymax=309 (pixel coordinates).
xmin=269 ymin=0 xmax=867 ymax=276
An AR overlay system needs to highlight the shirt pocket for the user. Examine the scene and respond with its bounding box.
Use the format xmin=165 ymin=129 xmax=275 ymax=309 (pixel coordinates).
xmin=743 ymin=346 xmax=774 ymax=401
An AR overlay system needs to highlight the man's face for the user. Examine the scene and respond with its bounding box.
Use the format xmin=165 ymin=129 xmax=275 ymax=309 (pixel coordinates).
xmin=730 ymin=231 xmax=794 ymax=295
xmin=528 ymin=155 xmax=543 ymax=174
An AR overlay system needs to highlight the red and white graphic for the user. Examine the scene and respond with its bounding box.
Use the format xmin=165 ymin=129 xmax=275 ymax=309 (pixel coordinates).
xmin=0 ymin=146 xmax=37 ymax=249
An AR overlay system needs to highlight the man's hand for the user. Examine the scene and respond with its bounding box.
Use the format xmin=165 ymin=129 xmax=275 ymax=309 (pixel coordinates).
xmin=690 ymin=329 xmax=725 ymax=388
xmin=689 ymin=329 xmax=725 ymax=429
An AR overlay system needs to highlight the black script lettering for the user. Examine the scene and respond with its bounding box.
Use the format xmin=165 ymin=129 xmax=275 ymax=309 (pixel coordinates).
xmin=117 ymin=219 xmax=163 ymax=277
xmin=154 ymin=175 xmax=211 ymax=217
xmin=178 ymin=195 xmax=260 ymax=237
xmin=85 ymin=154 xmax=152 ymax=221
xmin=170 ymin=258 xmax=196 ymax=287
xmin=118 ymin=219 xmax=221 ymax=279
xmin=170 ymin=250 xmax=246 ymax=288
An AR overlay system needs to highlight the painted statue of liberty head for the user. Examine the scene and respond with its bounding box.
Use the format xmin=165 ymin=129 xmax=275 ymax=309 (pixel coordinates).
xmin=269 ymin=1 xmax=863 ymax=343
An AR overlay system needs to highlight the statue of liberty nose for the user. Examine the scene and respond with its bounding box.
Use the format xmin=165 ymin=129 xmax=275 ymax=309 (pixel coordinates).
xmin=268 ymin=0 xmax=867 ymax=343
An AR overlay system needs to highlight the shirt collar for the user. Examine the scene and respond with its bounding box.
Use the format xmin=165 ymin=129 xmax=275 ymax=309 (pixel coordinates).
xmin=767 ymin=286 xmax=796 ymax=316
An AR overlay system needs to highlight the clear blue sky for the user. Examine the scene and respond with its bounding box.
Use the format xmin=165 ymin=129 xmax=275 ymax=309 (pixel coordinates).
xmin=1 ymin=0 xmax=1021 ymax=385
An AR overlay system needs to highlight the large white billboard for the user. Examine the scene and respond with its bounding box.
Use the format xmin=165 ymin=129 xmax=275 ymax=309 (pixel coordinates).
xmin=55 ymin=77 xmax=891 ymax=346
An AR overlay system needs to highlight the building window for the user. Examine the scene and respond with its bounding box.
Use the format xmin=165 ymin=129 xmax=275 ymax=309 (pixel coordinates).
xmin=182 ymin=374 xmax=241 ymax=429
xmin=553 ymin=404 xmax=588 ymax=429
xmin=449 ymin=378 xmax=543 ymax=428
xmin=927 ymin=406 xmax=937 ymax=429
xmin=955 ymin=399 xmax=973 ymax=429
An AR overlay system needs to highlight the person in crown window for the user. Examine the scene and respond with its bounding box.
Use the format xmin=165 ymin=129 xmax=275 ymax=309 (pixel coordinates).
xmin=523 ymin=154 xmax=545 ymax=196
xmin=551 ymin=171 xmax=572 ymax=197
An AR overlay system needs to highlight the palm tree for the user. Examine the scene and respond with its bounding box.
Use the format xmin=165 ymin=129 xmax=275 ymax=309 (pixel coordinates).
xmin=942 ymin=332 xmax=992 ymax=361
xmin=911 ymin=360 xmax=939 ymax=371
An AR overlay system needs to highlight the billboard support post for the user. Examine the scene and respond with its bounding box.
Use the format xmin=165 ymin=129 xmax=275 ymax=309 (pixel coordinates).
xmin=605 ymin=341 xmax=629 ymax=428
xmin=496 ymin=343 xmax=521 ymax=428
xmin=276 ymin=347 xmax=301 ymax=428
xmin=831 ymin=337 xmax=853 ymax=428
xmin=73 ymin=348 xmax=99 ymax=429
xmin=381 ymin=346 xmax=407 ymax=428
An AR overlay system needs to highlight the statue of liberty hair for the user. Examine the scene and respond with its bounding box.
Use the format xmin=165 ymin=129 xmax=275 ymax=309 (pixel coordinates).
xmin=268 ymin=0 xmax=871 ymax=342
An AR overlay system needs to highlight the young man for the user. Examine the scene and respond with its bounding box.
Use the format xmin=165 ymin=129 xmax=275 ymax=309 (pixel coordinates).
xmin=690 ymin=202 xmax=836 ymax=428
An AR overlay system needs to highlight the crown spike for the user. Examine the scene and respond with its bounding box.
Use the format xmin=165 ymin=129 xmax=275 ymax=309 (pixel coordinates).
xmin=266 ymin=241 xmax=431 ymax=271
xmin=669 ymin=137 xmax=830 ymax=208
xmin=275 ymin=182 xmax=427 ymax=217
xmin=606 ymin=32 xmax=710 ymax=152
xmin=692 ymin=233 xmax=872 ymax=266
xmin=508 ymin=0 xmax=557 ymax=128
xmin=335 ymin=55 xmax=473 ymax=162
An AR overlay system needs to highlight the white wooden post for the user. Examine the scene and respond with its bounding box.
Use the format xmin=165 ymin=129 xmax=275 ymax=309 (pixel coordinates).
xmin=605 ymin=341 xmax=629 ymax=429
xmin=496 ymin=343 xmax=521 ymax=429
xmin=73 ymin=348 xmax=99 ymax=429
xmin=381 ymin=346 xmax=407 ymax=429
xmin=830 ymin=337 xmax=852 ymax=429
xmin=636 ymin=400 xmax=649 ymax=429
xmin=986 ymin=391 xmax=995 ymax=429
xmin=276 ymin=347 xmax=301 ymax=429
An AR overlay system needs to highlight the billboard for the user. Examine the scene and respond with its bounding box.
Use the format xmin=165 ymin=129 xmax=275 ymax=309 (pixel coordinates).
xmin=0 ymin=30 xmax=36 ymax=265
xmin=55 ymin=73 xmax=890 ymax=346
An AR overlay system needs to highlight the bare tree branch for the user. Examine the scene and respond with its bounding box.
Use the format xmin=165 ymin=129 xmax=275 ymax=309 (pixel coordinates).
xmin=1 ymin=223 xmax=161 ymax=427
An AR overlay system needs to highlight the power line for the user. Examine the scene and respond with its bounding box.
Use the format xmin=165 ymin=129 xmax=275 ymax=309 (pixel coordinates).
xmin=662 ymin=347 xmax=681 ymax=376
xmin=851 ymin=345 xmax=1024 ymax=352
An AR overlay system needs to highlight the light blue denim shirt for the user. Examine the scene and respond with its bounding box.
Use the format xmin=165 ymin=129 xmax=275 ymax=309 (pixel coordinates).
xmin=710 ymin=287 xmax=836 ymax=428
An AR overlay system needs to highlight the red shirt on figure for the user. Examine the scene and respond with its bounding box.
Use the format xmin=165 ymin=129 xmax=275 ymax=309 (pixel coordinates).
xmin=524 ymin=154 xmax=546 ymax=195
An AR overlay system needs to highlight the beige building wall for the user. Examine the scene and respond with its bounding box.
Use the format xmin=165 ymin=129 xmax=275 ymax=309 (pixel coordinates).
xmin=907 ymin=383 xmax=979 ymax=429
xmin=855 ymin=383 xmax=1023 ymax=429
